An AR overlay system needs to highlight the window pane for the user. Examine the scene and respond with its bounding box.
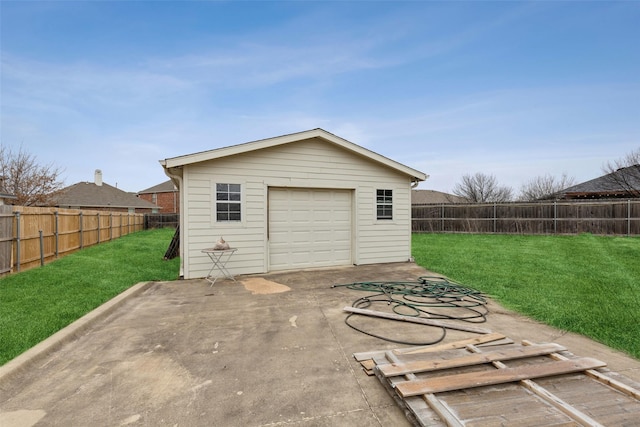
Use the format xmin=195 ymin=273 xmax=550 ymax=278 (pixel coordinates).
xmin=216 ymin=183 xmax=241 ymax=222
xmin=376 ymin=189 xmax=392 ymax=220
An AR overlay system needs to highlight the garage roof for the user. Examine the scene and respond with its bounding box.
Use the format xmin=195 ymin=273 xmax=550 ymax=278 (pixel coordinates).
xmin=160 ymin=128 xmax=428 ymax=182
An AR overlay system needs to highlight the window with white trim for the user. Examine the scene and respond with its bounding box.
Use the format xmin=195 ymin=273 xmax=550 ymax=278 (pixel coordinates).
xmin=376 ymin=189 xmax=393 ymax=220
xmin=216 ymin=183 xmax=241 ymax=221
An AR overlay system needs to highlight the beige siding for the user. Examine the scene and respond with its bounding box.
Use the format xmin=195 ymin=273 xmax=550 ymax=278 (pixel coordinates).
xmin=182 ymin=137 xmax=413 ymax=278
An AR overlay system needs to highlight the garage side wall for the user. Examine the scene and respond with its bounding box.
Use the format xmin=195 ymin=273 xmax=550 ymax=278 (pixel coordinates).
xmin=181 ymin=137 xmax=413 ymax=279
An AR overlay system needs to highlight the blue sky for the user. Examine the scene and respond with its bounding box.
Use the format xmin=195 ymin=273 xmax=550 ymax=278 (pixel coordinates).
xmin=1 ymin=1 xmax=639 ymax=194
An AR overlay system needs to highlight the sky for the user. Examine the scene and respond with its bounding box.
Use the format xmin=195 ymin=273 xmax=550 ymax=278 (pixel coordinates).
xmin=1 ymin=1 xmax=639 ymax=195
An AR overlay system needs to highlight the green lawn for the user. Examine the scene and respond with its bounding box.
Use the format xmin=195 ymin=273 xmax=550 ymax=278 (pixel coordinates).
xmin=412 ymin=233 xmax=640 ymax=360
xmin=0 ymin=228 xmax=180 ymax=365
xmin=3 ymin=230 xmax=638 ymax=366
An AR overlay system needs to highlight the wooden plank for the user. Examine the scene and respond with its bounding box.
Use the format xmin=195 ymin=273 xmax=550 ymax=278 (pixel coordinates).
xmin=360 ymin=359 xmax=376 ymax=376
xmin=519 ymin=379 xmax=605 ymax=427
xmin=522 ymin=339 xmax=640 ymax=401
xmin=395 ymin=357 xmax=607 ymax=397
xmin=379 ymin=343 xmax=566 ymax=377
xmin=466 ymin=344 xmax=605 ymax=427
xmin=395 ymin=332 xmax=505 ymax=355
xmin=353 ymin=333 xmax=507 ymax=361
xmin=382 ymin=350 xmax=464 ymax=427
xmin=353 ymin=349 xmax=388 ymax=362
xmin=370 ymin=354 xmax=449 ymax=427
xmin=343 ymin=306 xmax=492 ymax=334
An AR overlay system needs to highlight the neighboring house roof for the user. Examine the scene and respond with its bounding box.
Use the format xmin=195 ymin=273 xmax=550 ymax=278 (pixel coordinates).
xmin=412 ymin=189 xmax=468 ymax=204
xmin=55 ymin=182 xmax=159 ymax=209
xmin=558 ymin=165 xmax=640 ymax=199
xmin=160 ymin=128 xmax=428 ymax=183
xmin=138 ymin=180 xmax=177 ymax=194
xmin=0 ymin=192 xmax=17 ymax=205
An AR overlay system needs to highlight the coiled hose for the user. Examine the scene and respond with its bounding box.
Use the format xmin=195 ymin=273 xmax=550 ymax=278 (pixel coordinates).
xmin=332 ymin=276 xmax=488 ymax=345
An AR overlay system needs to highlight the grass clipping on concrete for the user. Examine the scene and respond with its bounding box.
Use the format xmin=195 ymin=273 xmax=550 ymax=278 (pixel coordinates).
xmin=412 ymin=233 xmax=640 ymax=360
xmin=0 ymin=228 xmax=180 ymax=365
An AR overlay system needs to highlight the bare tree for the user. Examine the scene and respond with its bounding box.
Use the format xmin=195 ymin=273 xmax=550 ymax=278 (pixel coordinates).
xmin=0 ymin=144 xmax=65 ymax=206
xmin=452 ymin=172 xmax=513 ymax=202
xmin=602 ymin=147 xmax=640 ymax=197
xmin=519 ymin=173 xmax=575 ymax=201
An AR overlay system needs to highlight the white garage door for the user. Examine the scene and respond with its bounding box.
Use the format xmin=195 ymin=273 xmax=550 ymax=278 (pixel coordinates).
xmin=269 ymin=188 xmax=352 ymax=271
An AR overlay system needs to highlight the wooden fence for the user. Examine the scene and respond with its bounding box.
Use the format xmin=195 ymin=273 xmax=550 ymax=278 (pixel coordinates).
xmin=0 ymin=206 xmax=144 ymax=275
xmin=144 ymin=213 xmax=179 ymax=229
xmin=412 ymin=199 xmax=640 ymax=236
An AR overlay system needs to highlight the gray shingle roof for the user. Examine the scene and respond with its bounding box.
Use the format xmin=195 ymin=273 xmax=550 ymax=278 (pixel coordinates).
xmin=55 ymin=182 xmax=159 ymax=209
xmin=412 ymin=189 xmax=468 ymax=204
xmin=560 ymin=165 xmax=640 ymax=197
xmin=138 ymin=180 xmax=177 ymax=194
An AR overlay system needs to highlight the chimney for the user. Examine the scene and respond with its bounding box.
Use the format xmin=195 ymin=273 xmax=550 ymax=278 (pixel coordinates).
xmin=95 ymin=169 xmax=103 ymax=186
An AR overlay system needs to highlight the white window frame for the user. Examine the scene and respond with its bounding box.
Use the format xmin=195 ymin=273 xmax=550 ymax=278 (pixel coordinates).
xmin=215 ymin=183 xmax=242 ymax=222
xmin=376 ymin=189 xmax=393 ymax=220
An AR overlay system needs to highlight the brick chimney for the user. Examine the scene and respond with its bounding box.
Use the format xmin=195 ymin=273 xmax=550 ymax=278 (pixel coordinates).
xmin=95 ymin=169 xmax=103 ymax=186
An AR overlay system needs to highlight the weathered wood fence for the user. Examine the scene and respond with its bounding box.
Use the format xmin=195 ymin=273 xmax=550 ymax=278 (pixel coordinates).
xmin=0 ymin=206 xmax=144 ymax=275
xmin=412 ymin=199 xmax=640 ymax=236
xmin=144 ymin=213 xmax=179 ymax=229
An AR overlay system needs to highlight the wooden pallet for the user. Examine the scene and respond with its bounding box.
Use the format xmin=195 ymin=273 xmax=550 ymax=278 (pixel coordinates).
xmin=355 ymin=338 xmax=640 ymax=426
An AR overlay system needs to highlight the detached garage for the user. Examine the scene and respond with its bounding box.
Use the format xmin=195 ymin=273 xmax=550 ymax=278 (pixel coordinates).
xmin=160 ymin=128 xmax=427 ymax=279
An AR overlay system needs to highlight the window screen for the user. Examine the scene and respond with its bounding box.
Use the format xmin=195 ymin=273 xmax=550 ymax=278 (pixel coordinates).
xmin=376 ymin=189 xmax=393 ymax=220
xmin=216 ymin=183 xmax=241 ymax=221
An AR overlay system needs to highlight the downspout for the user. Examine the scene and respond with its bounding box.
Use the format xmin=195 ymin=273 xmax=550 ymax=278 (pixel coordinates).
xmin=411 ymin=174 xmax=427 ymax=188
xmin=162 ymin=163 xmax=185 ymax=279
xmin=409 ymin=177 xmax=425 ymax=262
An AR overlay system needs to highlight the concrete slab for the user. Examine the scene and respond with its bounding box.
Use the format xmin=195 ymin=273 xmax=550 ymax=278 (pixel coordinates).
xmin=1 ymin=262 xmax=639 ymax=426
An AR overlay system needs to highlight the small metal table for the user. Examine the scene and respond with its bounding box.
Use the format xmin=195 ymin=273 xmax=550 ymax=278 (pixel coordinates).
xmin=201 ymin=248 xmax=237 ymax=286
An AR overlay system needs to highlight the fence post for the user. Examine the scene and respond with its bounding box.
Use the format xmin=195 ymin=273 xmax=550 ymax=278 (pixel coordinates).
xmin=15 ymin=211 xmax=20 ymax=272
xmin=441 ymin=204 xmax=444 ymax=232
xmin=55 ymin=211 xmax=59 ymax=258
xmin=553 ymin=201 xmax=557 ymax=234
xmin=493 ymin=203 xmax=497 ymax=233
xmin=110 ymin=212 xmax=113 ymax=241
xmin=97 ymin=212 xmax=100 ymax=243
xmin=628 ymin=199 xmax=631 ymax=237
xmin=39 ymin=230 xmax=44 ymax=266
xmin=79 ymin=212 xmax=84 ymax=249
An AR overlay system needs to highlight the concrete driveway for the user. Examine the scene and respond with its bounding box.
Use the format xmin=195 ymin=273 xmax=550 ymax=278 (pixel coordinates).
xmin=1 ymin=262 xmax=639 ymax=426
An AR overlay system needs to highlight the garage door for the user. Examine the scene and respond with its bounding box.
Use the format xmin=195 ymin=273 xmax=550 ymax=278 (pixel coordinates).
xmin=269 ymin=188 xmax=352 ymax=271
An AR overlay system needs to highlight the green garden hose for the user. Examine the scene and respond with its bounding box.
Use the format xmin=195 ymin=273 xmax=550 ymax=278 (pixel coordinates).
xmin=333 ymin=276 xmax=488 ymax=345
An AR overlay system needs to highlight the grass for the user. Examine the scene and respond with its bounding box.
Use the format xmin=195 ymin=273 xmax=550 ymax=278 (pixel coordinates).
xmin=3 ymin=230 xmax=638 ymax=365
xmin=412 ymin=233 xmax=640 ymax=360
xmin=0 ymin=228 xmax=180 ymax=365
